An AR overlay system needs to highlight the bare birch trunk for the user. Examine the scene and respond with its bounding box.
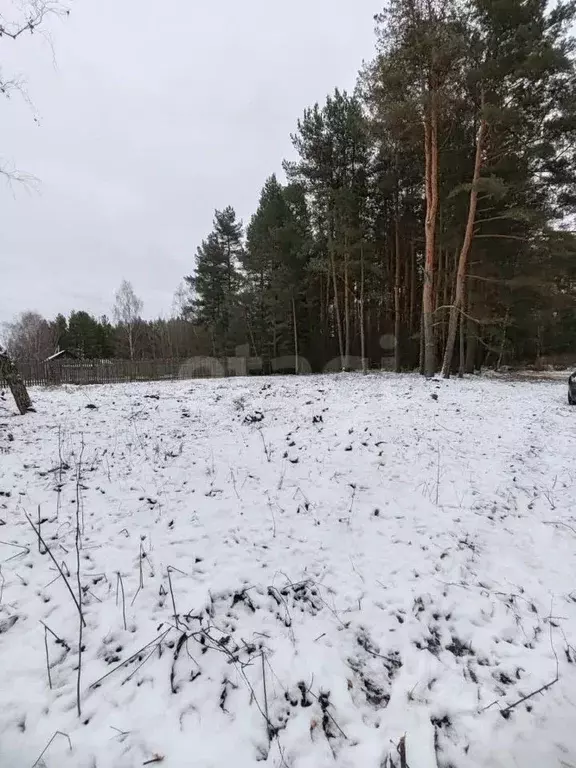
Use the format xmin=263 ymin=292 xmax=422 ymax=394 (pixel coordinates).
xmin=128 ymin=326 xmax=134 ymax=361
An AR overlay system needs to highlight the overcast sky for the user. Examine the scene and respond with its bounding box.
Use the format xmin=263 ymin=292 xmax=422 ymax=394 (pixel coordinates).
xmin=0 ymin=0 xmax=381 ymax=324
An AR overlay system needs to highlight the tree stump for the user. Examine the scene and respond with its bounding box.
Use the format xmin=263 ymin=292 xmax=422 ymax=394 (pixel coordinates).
xmin=0 ymin=348 xmax=34 ymax=415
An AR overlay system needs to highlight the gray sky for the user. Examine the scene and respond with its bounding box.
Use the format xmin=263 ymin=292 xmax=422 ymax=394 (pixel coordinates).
xmin=0 ymin=0 xmax=381 ymax=324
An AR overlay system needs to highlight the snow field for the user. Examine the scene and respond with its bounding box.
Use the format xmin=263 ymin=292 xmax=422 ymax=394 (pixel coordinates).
xmin=0 ymin=373 xmax=575 ymax=767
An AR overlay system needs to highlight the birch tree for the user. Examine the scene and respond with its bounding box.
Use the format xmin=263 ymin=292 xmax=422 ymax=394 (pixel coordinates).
xmin=113 ymin=280 xmax=143 ymax=360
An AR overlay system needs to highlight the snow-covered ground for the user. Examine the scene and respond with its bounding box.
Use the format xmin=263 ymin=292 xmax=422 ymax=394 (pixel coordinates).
xmin=0 ymin=373 xmax=575 ymax=768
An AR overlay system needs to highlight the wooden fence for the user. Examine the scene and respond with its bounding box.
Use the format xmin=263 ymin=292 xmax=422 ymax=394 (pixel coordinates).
xmin=1 ymin=358 xmax=233 ymax=387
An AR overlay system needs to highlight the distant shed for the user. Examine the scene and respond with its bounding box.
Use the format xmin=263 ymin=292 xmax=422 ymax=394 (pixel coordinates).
xmin=45 ymin=349 xmax=77 ymax=363
xmin=44 ymin=349 xmax=78 ymax=383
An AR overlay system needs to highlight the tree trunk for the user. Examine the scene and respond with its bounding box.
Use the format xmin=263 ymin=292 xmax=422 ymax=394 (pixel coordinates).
xmin=458 ymin=305 xmax=465 ymax=378
xmin=0 ymin=350 xmax=34 ymax=415
xmin=292 ymin=295 xmax=299 ymax=374
xmin=244 ymin=309 xmax=258 ymax=358
xmin=394 ymin=217 xmax=402 ymax=373
xmin=344 ymin=246 xmax=351 ymax=371
xmin=441 ymin=114 xmax=487 ymax=378
xmin=443 ymin=249 xmax=450 ymax=337
xmin=437 ymin=247 xmax=444 ymax=346
xmin=419 ymin=312 xmax=425 ymax=375
xmin=360 ymin=243 xmax=367 ymax=374
xmin=465 ymin=316 xmax=477 ymax=374
xmin=496 ymin=310 xmax=510 ymax=370
xmin=422 ymin=99 xmax=439 ymax=378
xmin=328 ymin=232 xmax=345 ymax=370
xmin=409 ymin=241 xmax=416 ymax=334
xmin=210 ymin=328 xmax=216 ymax=359
xmin=260 ymin=270 xmax=266 ymax=367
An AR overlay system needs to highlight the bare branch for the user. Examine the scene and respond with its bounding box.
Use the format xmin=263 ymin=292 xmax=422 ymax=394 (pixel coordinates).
xmin=0 ymin=1 xmax=69 ymax=41
xmin=0 ymin=1 xmax=72 ymax=185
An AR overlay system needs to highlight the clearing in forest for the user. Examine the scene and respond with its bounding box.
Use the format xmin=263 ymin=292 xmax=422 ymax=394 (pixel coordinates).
xmin=0 ymin=373 xmax=575 ymax=768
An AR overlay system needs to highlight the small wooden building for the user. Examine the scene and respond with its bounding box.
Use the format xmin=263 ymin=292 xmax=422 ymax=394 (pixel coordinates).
xmin=44 ymin=349 xmax=77 ymax=383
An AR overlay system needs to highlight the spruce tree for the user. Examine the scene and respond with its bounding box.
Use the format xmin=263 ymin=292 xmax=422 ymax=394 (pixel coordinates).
xmin=242 ymin=176 xmax=310 ymax=370
xmin=186 ymin=207 xmax=243 ymax=358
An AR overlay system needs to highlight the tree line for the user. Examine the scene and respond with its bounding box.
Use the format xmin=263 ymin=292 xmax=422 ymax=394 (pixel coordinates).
xmin=3 ymin=281 xmax=211 ymax=363
xmin=186 ymin=0 xmax=576 ymax=375
xmin=6 ymin=0 xmax=576 ymax=375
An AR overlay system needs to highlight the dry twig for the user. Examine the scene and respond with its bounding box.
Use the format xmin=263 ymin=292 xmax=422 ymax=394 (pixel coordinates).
xmin=44 ymin=625 xmax=52 ymax=689
xmin=116 ymin=572 xmax=127 ymax=630
xmin=40 ymin=620 xmax=70 ymax=651
xmin=543 ymin=520 xmax=576 ymax=536
xmin=31 ymin=730 xmax=72 ymax=767
xmin=499 ymin=614 xmax=559 ymax=718
xmin=89 ymin=629 xmax=172 ymax=689
xmin=24 ymin=513 xmax=85 ymax=626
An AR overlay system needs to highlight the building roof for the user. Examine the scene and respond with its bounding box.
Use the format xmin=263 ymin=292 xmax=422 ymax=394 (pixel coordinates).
xmin=45 ymin=349 xmax=75 ymax=362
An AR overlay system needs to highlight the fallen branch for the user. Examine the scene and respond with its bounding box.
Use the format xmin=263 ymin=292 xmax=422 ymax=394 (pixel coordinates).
xmin=499 ymin=676 xmax=558 ymax=717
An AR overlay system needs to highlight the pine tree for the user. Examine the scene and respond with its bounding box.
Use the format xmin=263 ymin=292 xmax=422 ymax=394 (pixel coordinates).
xmin=286 ymin=89 xmax=370 ymax=370
xmin=440 ymin=0 xmax=576 ymax=376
